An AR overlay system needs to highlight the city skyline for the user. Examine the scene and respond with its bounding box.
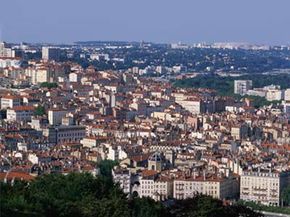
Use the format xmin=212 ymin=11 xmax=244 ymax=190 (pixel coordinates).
xmin=1 ymin=0 xmax=290 ymax=45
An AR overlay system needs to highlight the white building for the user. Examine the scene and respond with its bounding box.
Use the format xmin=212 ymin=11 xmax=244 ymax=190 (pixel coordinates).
xmin=0 ymin=42 xmax=15 ymax=58
xmin=69 ymin=72 xmax=81 ymax=83
xmin=44 ymin=125 xmax=86 ymax=144
xmin=42 ymin=47 xmax=60 ymax=61
xmin=174 ymin=174 xmax=237 ymax=200
xmin=107 ymin=145 xmax=128 ymax=161
xmin=284 ymin=89 xmax=290 ymax=101
xmin=240 ymin=170 xmax=290 ymax=206
xmin=234 ymin=80 xmax=253 ymax=95
xmin=1 ymin=95 xmax=21 ymax=109
xmin=48 ymin=109 xmax=67 ymax=125
xmin=139 ymin=170 xmax=173 ymax=201
xmin=0 ymin=57 xmax=21 ymax=68
xmin=112 ymin=167 xmax=132 ymax=195
xmin=6 ymin=106 xmax=35 ymax=122
xmin=176 ymin=99 xmax=203 ymax=114
xmin=247 ymin=89 xmax=266 ymax=98
xmin=31 ymin=68 xmax=54 ymax=84
xmin=81 ymin=137 xmax=98 ymax=148
xmin=266 ymin=90 xmax=284 ymax=101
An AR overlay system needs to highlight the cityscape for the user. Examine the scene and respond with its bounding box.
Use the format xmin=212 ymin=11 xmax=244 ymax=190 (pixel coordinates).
xmin=1 ymin=1 xmax=290 ymax=217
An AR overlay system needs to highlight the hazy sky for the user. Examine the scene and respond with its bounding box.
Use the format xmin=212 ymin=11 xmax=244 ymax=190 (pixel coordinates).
xmin=0 ymin=0 xmax=290 ymax=45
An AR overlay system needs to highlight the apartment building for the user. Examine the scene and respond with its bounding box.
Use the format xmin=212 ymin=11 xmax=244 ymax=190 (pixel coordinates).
xmin=174 ymin=174 xmax=237 ymax=200
xmin=139 ymin=170 xmax=173 ymax=201
xmin=44 ymin=125 xmax=86 ymax=144
xmin=42 ymin=47 xmax=60 ymax=61
xmin=48 ymin=109 xmax=67 ymax=126
xmin=1 ymin=95 xmax=21 ymax=109
xmin=112 ymin=167 xmax=132 ymax=195
xmin=240 ymin=170 xmax=290 ymax=206
xmin=6 ymin=106 xmax=35 ymax=122
xmin=234 ymin=80 xmax=252 ymax=95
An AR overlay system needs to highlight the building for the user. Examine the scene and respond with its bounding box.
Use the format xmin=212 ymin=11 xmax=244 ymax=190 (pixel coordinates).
xmin=139 ymin=170 xmax=173 ymax=201
xmin=112 ymin=167 xmax=132 ymax=195
xmin=81 ymin=137 xmax=98 ymax=148
xmin=42 ymin=47 xmax=60 ymax=61
xmin=231 ymin=124 xmax=249 ymax=140
xmin=1 ymin=95 xmax=21 ymax=109
xmin=284 ymin=89 xmax=290 ymax=101
xmin=69 ymin=72 xmax=81 ymax=83
xmin=234 ymin=80 xmax=253 ymax=95
xmin=174 ymin=174 xmax=237 ymax=200
xmin=34 ymin=68 xmax=52 ymax=84
xmin=48 ymin=109 xmax=67 ymax=126
xmin=148 ymin=152 xmax=164 ymax=171
xmin=43 ymin=125 xmax=86 ymax=144
xmin=284 ymin=103 xmax=290 ymax=116
xmin=176 ymin=99 xmax=204 ymax=114
xmin=6 ymin=106 xmax=35 ymax=122
xmin=247 ymin=89 xmax=266 ymax=98
xmin=240 ymin=170 xmax=290 ymax=206
xmin=0 ymin=57 xmax=21 ymax=68
xmin=266 ymin=90 xmax=284 ymax=101
xmin=0 ymin=42 xmax=15 ymax=58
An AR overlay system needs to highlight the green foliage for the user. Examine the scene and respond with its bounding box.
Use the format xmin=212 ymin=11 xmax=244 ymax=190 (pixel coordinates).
xmin=174 ymin=73 xmax=290 ymax=96
xmin=40 ymin=82 xmax=58 ymax=89
xmin=0 ymin=181 xmax=37 ymax=217
xmin=242 ymin=95 xmax=280 ymax=108
xmin=171 ymin=195 xmax=262 ymax=217
xmin=1 ymin=173 xmax=263 ymax=217
xmin=1 ymin=173 xmax=126 ymax=217
xmin=174 ymin=75 xmax=234 ymax=96
xmin=129 ymin=197 xmax=169 ymax=217
xmin=35 ymin=106 xmax=46 ymax=116
xmin=174 ymin=74 xmax=288 ymax=108
xmin=283 ymin=186 xmax=290 ymax=205
xmin=98 ymin=160 xmax=118 ymax=178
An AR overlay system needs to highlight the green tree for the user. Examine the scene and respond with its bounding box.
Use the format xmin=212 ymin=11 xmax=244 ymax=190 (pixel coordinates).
xmin=98 ymin=160 xmax=118 ymax=178
xmin=1 ymin=173 xmax=264 ymax=217
xmin=169 ymin=195 xmax=261 ymax=217
xmin=283 ymin=186 xmax=290 ymax=205
xmin=130 ymin=197 xmax=169 ymax=217
xmin=35 ymin=106 xmax=46 ymax=116
xmin=40 ymin=82 xmax=58 ymax=89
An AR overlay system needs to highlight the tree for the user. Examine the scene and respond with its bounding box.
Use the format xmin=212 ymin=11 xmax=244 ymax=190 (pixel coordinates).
xmin=169 ymin=195 xmax=262 ymax=217
xmin=283 ymin=186 xmax=290 ymax=205
xmin=1 ymin=173 xmax=127 ymax=217
xmin=98 ymin=160 xmax=118 ymax=178
xmin=40 ymin=82 xmax=58 ymax=89
xmin=129 ymin=197 xmax=169 ymax=217
xmin=170 ymin=195 xmax=225 ymax=217
xmin=1 ymin=173 xmax=263 ymax=217
xmin=35 ymin=106 xmax=45 ymax=116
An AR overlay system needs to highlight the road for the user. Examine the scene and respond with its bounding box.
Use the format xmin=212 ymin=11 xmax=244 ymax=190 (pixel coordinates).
xmin=261 ymin=211 xmax=290 ymax=217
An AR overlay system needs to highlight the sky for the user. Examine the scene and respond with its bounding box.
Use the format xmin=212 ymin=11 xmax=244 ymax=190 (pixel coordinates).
xmin=0 ymin=0 xmax=290 ymax=45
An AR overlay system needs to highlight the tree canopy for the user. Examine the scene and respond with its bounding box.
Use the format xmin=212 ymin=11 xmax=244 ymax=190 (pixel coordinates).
xmin=34 ymin=106 xmax=46 ymax=116
xmin=1 ymin=172 xmax=262 ymax=217
xmin=40 ymin=82 xmax=58 ymax=89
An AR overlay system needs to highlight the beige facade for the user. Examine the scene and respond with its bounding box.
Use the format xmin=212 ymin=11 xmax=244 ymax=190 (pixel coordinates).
xmin=1 ymin=96 xmax=21 ymax=109
xmin=140 ymin=176 xmax=173 ymax=201
xmin=174 ymin=175 xmax=237 ymax=200
xmin=6 ymin=106 xmax=35 ymax=122
xmin=240 ymin=171 xmax=289 ymax=206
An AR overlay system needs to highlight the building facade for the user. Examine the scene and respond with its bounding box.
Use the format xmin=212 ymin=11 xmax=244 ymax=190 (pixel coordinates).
xmin=240 ymin=170 xmax=290 ymax=206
